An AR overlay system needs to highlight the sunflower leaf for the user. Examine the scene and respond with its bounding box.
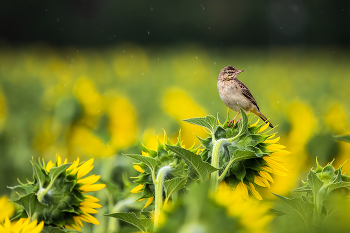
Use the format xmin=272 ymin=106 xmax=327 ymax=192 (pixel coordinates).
xmin=104 ymin=212 xmax=152 ymax=233
xmin=31 ymin=160 xmax=46 ymax=189
xmin=292 ymin=184 xmax=312 ymax=193
xmin=327 ymin=181 xmax=350 ymax=194
xmin=166 ymin=145 xmax=217 ymax=182
xmin=307 ymin=170 xmax=324 ymax=196
xmin=49 ymin=164 xmax=71 ymax=183
xmin=124 ymin=154 xmax=158 ymax=171
xmin=273 ymin=193 xmax=313 ymax=223
xmin=15 ymin=193 xmax=47 ymax=219
xmin=183 ymin=115 xmax=217 ymax=133
xmin=164 ymin=177 xmax=187 ymax=200
xmin=237 ymin=106 xmax=249 ymax=137
xmin=333 ymin=134 xmax=350 ymax=143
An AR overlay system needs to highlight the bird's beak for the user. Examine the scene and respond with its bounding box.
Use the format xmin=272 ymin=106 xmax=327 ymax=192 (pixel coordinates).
xmin=237 ymin=70 xmax=244 ymax=74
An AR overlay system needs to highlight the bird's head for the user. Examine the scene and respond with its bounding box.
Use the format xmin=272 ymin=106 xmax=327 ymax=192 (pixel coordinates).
xmin=218 ymin=66 xmax=244 ymax=81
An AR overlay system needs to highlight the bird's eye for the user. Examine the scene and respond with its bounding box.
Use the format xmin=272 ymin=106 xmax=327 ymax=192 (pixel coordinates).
xmin=227 ymin=71 xmax=233 ymax=74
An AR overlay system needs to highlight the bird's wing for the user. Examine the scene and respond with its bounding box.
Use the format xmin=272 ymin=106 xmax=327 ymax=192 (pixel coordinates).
xmin=237 ymin=79 xmax=260 ymax=110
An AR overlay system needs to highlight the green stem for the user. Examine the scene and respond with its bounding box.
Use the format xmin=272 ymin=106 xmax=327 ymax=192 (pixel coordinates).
xmin=313 ymin=185 xmax=329 ymax=226
xmin=218 ymin=158 xmax=239 ymax=183
xmin=210 ymin=139 xmax=227 ymax=192
xmin=154 ymin=166 xmax=171 ymax=231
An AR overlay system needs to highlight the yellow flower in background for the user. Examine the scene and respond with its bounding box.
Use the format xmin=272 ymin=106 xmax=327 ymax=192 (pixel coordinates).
xmin=107 ymin=96 xmax=137 ymax=150
xmin=324 ymin=103 xmax=350 ymax=173
xmin=0 ymin=196 xmax=44 ymax=233
xmin=163 ymin=88 xmax=207 ymax=145
xmin=267 ymin=102 xmax=316 ymax=198
xmin=0 ymin=196 xmax=14 ymax=223
xmin=0 ymin=218 xmax=44 ymax=233
xmin=74 ymin=77 xmax=105 ymax=118
xmin=70 ymin=77 xmax=137 ymax=156
xmin=215 ymin=183 xmax=273 ymax=233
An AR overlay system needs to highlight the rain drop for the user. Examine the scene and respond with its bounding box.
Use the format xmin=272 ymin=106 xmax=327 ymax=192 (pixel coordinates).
xmin=194 ymin=72 xmax=196 ymax=74
xmin=280 ymin=27 xmax=282 ymax=29
xmin=148 ymin=31 xmax=150 ymax=35
xmin=98 ymin=110 xmax=100 ymax=113
xmin=142 ymin=73 xmax=144 ymax=75
xmin=196 ymin=56 xmax=198 ymax=59
xmin=277 ymin=101 xmax=279 ymax=104
xmin=208 ymin=27 xmax=211 ymax=30
xmin=56 ymin=18 xmax=60 ymax=22
xmin=214 ymin=62 xmax=216 ymax=65
xmin=150 ymin=7 xmax=154 ymax=11
xmin=157 ymin=58 xmax=160 ymax=60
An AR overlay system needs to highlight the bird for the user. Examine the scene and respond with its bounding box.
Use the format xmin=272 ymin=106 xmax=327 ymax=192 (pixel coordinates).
xmin=217 ymin=66 xmax=274 ymax=128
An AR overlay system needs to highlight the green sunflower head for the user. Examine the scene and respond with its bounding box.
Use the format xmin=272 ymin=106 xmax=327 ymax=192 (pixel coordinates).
xmin=129 ymin=131 xmax=198 ymax=208
xmin=9 ymin=155 xmax=105 ymax=232
xmin=185 ymin=108 xmax=289 ymax=200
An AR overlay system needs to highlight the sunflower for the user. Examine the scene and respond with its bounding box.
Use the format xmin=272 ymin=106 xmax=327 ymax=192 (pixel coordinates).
xmin=0 ymin=196 xmax=44 ymax=233
xmin=195 ymin=111 xmax=290 ymax=200
xmin=9 ymin=155 xmax=105 ymax=232
xmin=215 ymin=182 xmax=273 ymax=233
xmin=129 ymin=132 xmax=193 ymax=209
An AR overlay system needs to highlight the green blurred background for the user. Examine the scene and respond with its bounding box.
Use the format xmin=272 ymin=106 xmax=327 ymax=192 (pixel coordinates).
xmin=0 ymin=0 xmax=350 ymax=204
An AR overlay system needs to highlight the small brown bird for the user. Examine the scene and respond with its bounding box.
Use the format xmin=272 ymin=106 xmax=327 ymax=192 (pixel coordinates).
xmin=217 ymin=66 xmax=274 ymax=128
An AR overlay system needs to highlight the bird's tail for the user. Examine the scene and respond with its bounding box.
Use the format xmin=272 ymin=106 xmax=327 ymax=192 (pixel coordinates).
xmin=253 ymin=110 xmax=274 ymax=128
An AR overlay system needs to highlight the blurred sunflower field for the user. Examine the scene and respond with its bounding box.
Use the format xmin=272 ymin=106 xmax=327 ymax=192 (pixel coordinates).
xmin=0 ymin=42 xmax=350 ymax=233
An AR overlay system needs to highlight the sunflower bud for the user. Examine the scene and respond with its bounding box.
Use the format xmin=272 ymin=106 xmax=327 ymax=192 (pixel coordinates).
xmin=9 ymin=155 xmax=105 ymax=232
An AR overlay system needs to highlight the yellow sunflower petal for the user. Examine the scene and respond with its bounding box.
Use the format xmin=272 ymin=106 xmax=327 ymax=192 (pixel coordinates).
xmin=80 ymin=207 xmax=98 ymax=214
xmin=71 ymin=224 xmax=81 ymax=231
xmin=80 ymin=184 xmax=106 ymax=193
xmin=143 ymin=196 xmax=154 ymax=208
xmin=258 ymin=123 xmax=269 ymax=133
xmin=77 ymin=158 xmax=94 ymax=179
xmin=31 ymin=221 xmax=44 ymax=233
xmin=130 ymin=184 xmax=144 ymax=193
xmin=22 ymin=219 xmax=38 ymax=232
xmin=267 ymin=144 xmax=286 ymax=151
xmin=267 ymin=155 xmax=285 ymax=162
xmin=264 ymin=136 xmax=280 ymax=144
xmin=236 ymin=182 xmax=249 ymax=200
xmin=258 ymin=171 xmax=274 ymax=183
xmin=63 ymin=158 xmax=68 ymax=164
xmin=267 ymin=133 xmax=276 ymax=139
xmin=269 ymin=151 xmax=290 ymax=158
xmin=250 ymin=119 xmax=259 ymax=127
xmin=73 ymin=216 xmax=84 ymax=227
xmin=80 ymin=201 xmax=102 ymax=209
xmin=142 ymin=151 xmax=150 ymax=157
xmin=77 ymin=175 xmax=101 ymax=185
xmin=133 ymin=165 xmax=145 ymax=173
xmin=262 ymin=165 xmax=288 ymax=176
xmin=57 ymin=155 xmax=62 ymax=166
xmin=84 ymin=195 xmax=99 ymax=203
xmin=263 ymin=157 xmax=289 ymax=172
xmin=79 ymin=213 xmax=100 ymax=225
xmin=46 ymin=161 xmax=54 ymax=173
xmin=254 ymin=175 xmax=270 ymax=188
xmin=138 ymin=198 xmax=145 ymax=201
xmin=248 ymin=182 xmax=263 ymax=200
xmin=67 ymin=157 xmax=80 ymax=173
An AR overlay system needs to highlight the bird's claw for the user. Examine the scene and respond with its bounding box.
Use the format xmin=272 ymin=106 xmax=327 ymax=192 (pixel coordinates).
xmin=227 ymin=120 xmax=235 ymax=127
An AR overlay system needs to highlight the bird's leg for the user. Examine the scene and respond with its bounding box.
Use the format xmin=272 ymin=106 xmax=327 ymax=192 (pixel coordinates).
xmin=233 ymin=111 xmax=249 ymax=127
xmin=227 ymin=112 xmax=240 ymax=126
